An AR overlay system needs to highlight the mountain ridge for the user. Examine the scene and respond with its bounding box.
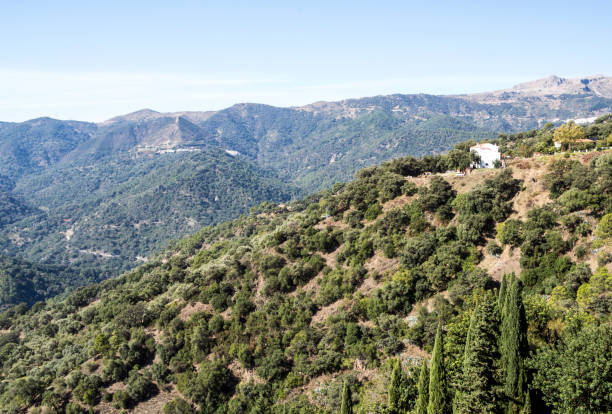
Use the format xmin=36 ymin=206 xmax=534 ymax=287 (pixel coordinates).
xmin=0 ymin=75 xmax=611 ymax=288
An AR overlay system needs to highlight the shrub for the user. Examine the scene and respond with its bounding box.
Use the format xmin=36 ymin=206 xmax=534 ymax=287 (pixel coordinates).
xmin=102 ymin=358 xmax=128 ymax=382
xmin=486 ymin=240 xmax=502 ymax=257
xmin=112 ymin=390 xmax=130 ymax=409
xmin=163 ymin=397 xmax=196 ymax=413
xmin=65 ymin=402 xmax=88 ymax=414
xmin=419 ymin=176 xmax=456 ymax=213
xmin=498 ymin=219 xmax=523 ymax=247
xmin=364 ymin=203 xmax=383 ymax=221
xmin=151 ymin=362 xmax=171 ymax=384
xmin=125 ymin=371 xmax=156 ymax=403
xmin=177 ymin=359 xmax=236 ymax=412
xmin=402 ymin=233 xmax=437 ymax=268
xmin=345 ymin=210 xmax=364 ymax=228
xmin=596 ymin=213 xmax=612 ymax=239
xmin=575 ymin=244 xmax=588 ymax=259
xmin=457 ymin=214 xmax=489 ymax=245
xmin=209 ymin=314 xmax=225 ymax=333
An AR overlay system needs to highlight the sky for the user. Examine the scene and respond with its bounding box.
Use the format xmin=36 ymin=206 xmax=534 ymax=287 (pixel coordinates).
xmin=1 ymin=0 xmax=611 ymax=122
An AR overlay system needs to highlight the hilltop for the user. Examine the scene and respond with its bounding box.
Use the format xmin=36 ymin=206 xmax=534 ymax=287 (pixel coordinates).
xmin=0 ymin=137 xmax=609 ymax=412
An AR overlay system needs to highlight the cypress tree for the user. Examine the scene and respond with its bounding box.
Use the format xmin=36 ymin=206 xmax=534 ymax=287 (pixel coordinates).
xmin=427 ymin=323 xmax=450 ymax=414
xmin=498 ymin=273 xmax=509 ymax=311
xmin=388 ymin=359 xmax=402 ymax=413
xmin=453 ymin=292 xmax=500 ymax=413
xmin=501 ymin=276 xmax=528 ymax=413
xmin=341 ymin=381 xmax=352 ymax=414
xmin=415 ymin=359 xmax=429 ymax=414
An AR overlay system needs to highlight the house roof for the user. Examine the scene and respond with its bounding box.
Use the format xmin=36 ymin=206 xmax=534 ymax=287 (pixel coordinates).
xmin=470 ymin=143 xmax=499 ymax=151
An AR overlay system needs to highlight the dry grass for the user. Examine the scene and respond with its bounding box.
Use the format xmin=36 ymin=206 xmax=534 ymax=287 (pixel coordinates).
xmin=315 ymin=216 xmax=348 ymax=231
xmin=132 ymin=388 xmax=177 ymax=414
xmin=253 ymin=272 xmax=267 ymax=308
xmin=356 ymin=276 xmax=383 ymax=295
xmin=319 ymin=247 xmax=342 ymax=269
xmin=382 ymin=194 xmax=415 ymax=211
xmin=478 ymin=245 xmax=521 ymax=282
xmin=407 ymin=291 xmax=450 ymax=319
xmin=228 ymin=359 xmax=265 ymax=385
xmin=220 ymin=307 xmax=232 ymax=320
xmin=311 ymin=298 xmax=351 ymax=325
xmin=177 ymin=301 xmax=213 ymax=321
xmin=400 ymin=342 xmax=430 ymax=361
xmin=364 ymin=254 xmax=399 ymax=277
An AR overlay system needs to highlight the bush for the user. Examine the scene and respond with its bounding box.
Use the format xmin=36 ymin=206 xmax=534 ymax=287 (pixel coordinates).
xmin=364 ymin=203 xmax=383 ymax=221
xmin=65 ymin=402 xmax=88 ymax=414
xmin=151 ymin=362 xmax=171 ymax=384
xmin=419 ymin=176 xmax=455 ymax=213
xmin=209 ymin=314 xmax=225 ymax=333
xmin=177 ymin=359 xmax=236 ymax=413
xmin=486 ymin=240 xmax=502 ymax=257
xmin=112 ymin=390 xmax=130 ymax=409
xmin=457 ymin=213 xmax=490 ymax=245
xmin=163 ymin=397 xmax=196 ymax=413
xmin=125 ymin=371 xmax=156 ymax=403
xmin=498 ymin=219 xmax=523 ymax=247
xmin=401 ymin=233 xmax=437 ymax=268
xmin=596 ymin=213 xmax=612 ymax=239
xmin=345 ymin=210 xmax=364 ymax=228
xmin=575 ymin=244 xmax=588 ymax=259
xmin=102 ymin=358 xmax=128 ymax=382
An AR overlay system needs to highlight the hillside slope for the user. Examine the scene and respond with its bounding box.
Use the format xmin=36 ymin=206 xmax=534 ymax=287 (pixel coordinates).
xmin=0 ymin=145 xmax=609 ymax=413
xmin=0 ymin=255 xmax=92 ymax=309
xmin=0 ymin=77 xmax=611 ymax=294
xmin=2 ymin=148 xmax=296 ymax=276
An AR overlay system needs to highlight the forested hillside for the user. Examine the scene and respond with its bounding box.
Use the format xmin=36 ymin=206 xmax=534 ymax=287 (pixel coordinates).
xmin=0 ymin=255 xmax=97 ymax=310
xmin=0 ymin=139 xmax=609 ymax=413
xmin=1 ymin=82 xmax=611 ymax=304
xmin=2 ymin=148 xmax=296 ymax=276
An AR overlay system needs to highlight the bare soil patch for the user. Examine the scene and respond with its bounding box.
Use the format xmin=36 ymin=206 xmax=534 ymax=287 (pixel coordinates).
xmin=178 ymin=301 xmax=213 ymax=321
xmin=478 ymin=245 xmax=521 ymax=282
xmin=311 ymin=298 xmax=350 ymax=325
xmin=364 ymin=254 xmax=399 ymax=277
xmin=228 ymin=359 xmax=265 ymax=385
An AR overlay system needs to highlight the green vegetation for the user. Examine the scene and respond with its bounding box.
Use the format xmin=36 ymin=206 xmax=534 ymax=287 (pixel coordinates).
xmin=0 ymin=254 xmax=94 ymax=309
xmin=427 ymin=324 xmax=450 ymax=414
xmin=340 ymin=381 xmax=352 ymax=414
xmin=0 ymin=121 xmax=610 ymax=412
xmin=452 ymin=292 xmax=500 ymax=413
xmin=497 ymin=114 xmax=612 ymax=156
xmin=1 ymin=107 xmax=611 ymax=306
xmin=414 ymin=360 xmax=429 ymax=414
xmin=1 ymin=149 xmax=296 ymax=279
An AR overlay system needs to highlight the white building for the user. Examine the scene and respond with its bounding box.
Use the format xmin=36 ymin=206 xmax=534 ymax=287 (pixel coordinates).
xmin=470 ymin=143 xmax=501 ymax=168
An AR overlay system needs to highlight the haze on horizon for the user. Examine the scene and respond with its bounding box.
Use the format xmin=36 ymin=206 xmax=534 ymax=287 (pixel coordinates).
xmin=2 ymin=0 xmax=612 ymax=122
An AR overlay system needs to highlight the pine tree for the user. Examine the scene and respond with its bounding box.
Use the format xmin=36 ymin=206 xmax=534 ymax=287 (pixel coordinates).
xmin=415 ymin=359 xmax=429 ymax=414
xmin=388 ymin=359 xmax=402 ymax=413
xmin=427 ymin=323 xmax=450 ymax=414
xmin=453 ymin=292 xmax=500 ymax=413
xmin=501 ymin=277 xmax=529 ymax=413
xmin=341 ymin=381 xmax=352 ymax=414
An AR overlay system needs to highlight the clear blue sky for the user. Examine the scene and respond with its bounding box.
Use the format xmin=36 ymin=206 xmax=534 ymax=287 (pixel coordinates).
xmin=1 ymin=0 xmax=611 ymax=122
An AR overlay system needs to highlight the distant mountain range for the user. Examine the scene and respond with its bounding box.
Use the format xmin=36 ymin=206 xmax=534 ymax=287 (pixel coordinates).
xmin=0 ymin=74 xmax=610 ymax=294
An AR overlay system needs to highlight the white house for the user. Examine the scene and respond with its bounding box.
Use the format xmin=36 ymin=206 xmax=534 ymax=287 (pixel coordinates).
xmin=470 ymin=143 xmax=501 ymax=168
